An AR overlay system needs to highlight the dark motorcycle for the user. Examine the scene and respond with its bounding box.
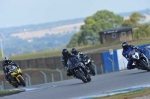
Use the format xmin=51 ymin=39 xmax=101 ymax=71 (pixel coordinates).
xmin=67 ymin=56 xmax=91 ymax=83
xmin=128 ymin=49 xmax=150 ymax=71
xmin=80 ymin=55 xmax=96 ymax=76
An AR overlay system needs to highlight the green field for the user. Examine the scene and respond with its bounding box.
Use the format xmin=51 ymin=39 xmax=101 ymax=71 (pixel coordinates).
xmin=94 ymin=87 xmax=150 ymax=99
xmin=0 ymin=83 xmax=150 ymax=98
xmin=0 ymin=90 xmax=24 ymax=97
xmin=1 ymin=37 xmax=149 ymax=61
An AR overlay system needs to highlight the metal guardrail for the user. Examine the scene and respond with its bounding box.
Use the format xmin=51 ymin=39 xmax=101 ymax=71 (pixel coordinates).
xmin=56 ymin=68 xmax=63 ymax=81
xmin=40 ymin=71 xmax=47 ymax=83
xmin=92 ymin=63 xmax=98 ymax=75
xmin=25 ymin=73 xmax=31 ymax=86
xmin=51 ymin=73 xmax=54 ymax=82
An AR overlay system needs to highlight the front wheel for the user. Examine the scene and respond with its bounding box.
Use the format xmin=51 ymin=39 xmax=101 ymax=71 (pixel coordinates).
xmin=140 ymin=60 xmax=150 ymax=71
xmin=18 ymin=76 xmax=26 ymax=87
xmin=13 ymin=84 xmax=19 ymax=88
xmin=76 ymin=70 xmax=87 ymax=83
xmin=86 ymin=74 xmax=91 ymax=82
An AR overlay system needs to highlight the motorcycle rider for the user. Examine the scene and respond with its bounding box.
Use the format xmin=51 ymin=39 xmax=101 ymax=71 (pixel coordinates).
xmin=122 ymin=42 xmax=146 ymax=69
xmin=71 ymin=48 xmax=81 ymax=55
xmin=71 ymin=48 xmax=85 ymax=61
xmin=2 ymin=57 xmax=19 ymax=84
xmin=71 ymin=48 xmax=91 ymax=73
xmin=62 ymin=48 xmax=88 ymax=78
xmin=61 ymin=48 xmax=74 ymax=76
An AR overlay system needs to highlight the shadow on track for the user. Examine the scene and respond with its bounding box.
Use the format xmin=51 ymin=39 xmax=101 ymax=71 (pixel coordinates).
xmin=68 ymin=82 xmax=86 ymax=86
xmin=122 ymin=70 xmax=148 ymax=75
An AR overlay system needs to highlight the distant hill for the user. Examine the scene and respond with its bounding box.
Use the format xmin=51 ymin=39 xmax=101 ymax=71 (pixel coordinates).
xmin=11 ymin=22 xmax=84 ymax=39
xmin=1 ymin=8 xmax=150 ymax=56
xmin=119 ymin=8 xmax=150 ymax=23
xmin=0 ymin=18 xmax=85 ymax=36
xmin=119 ymin=8 xmax=150 ymax=17
xmin=1 ymin=18 xmax=85 ymax=55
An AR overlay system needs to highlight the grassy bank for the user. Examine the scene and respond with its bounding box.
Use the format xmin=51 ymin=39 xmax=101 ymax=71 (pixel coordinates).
xmin=1 ymin=83 xmax=150 ymax=99
xmin=1 ymin=37 xmax=150 ymax=60
xmin=0 ymin=90 xmax=24 ymax=97
xmin=94 ymin=87 xmax=150 ymax=99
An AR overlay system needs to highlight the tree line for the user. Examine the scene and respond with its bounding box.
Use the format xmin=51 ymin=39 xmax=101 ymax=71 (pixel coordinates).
xmin=67 ymin=10 xmax=150 ymax=47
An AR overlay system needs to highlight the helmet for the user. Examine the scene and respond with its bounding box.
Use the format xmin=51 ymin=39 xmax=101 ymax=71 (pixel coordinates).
xmin=122 ymin=42 xmax=128 ymax=50
xmin=62 ymin=48 xmax=69 ymax=56
xmin=71 ymin=48 xmax=78 ymax=55
xmin=3 ymin=57 xmax=10 ymax=64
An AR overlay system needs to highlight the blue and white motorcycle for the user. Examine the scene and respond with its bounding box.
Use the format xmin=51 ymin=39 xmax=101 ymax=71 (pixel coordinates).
xmin=128 ymin=49 xmax=150 ymax=71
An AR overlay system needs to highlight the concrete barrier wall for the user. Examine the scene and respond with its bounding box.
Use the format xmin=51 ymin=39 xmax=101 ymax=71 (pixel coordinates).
xmin=54 ymin=56 xmax=63 ymax=69
xmin=90 ymin=53 xmax=103 ymax=74
xmin=36 ymin=58 xmax=46 ymax=68
xmin=18 ymin=60 xmax=28 ymax=69
xmin=45 ymin=57 xmax=56 ymax=69
xmin=102 ymin=50 xmax=119 ymax=73
xmin=0 ymin=53 xmax=104 ymax=73
xmin=117 ymin=49 xmax=127 ymax=70
xmin=27 ymin=59 xmax=38 ymax=68
xmin=0 ymin=61 xmax=3 ymax=71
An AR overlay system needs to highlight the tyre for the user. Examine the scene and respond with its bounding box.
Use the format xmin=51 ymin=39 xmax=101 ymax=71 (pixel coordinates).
xmin=76 ymin=70 xmax=87 ymax=83
xmin=14 ymin=85 xmax=19 ymax=88
xmin=18 ymin=76 xmax=26 ymax=87
xmin=86 ymin=74 xmax=91 ymax=82
xmin=12 ymin=83 xmax=18 ymax=88
xmin=140 ymin=60 xmax=150 ymax=71
xmin=88 ymin=64 xmax=95 ymax=76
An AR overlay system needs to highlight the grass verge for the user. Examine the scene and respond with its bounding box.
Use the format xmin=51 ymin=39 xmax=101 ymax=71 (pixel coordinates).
xmin=0 ymin=90 xmax=24 ymax=97
xmin=1 ymin=84 xmax=150 ymax=99
xmin=0 ymin=37 xmax=150 ymax=60
xmin=94 ymin=88 xmax=150 ymax=99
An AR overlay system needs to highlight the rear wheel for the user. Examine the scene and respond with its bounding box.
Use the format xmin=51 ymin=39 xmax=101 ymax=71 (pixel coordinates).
xmin=140 ymin=60 xmax=150 ymax=71
xmin=18 ymin=76 xmax=26 ymax=87
xmin=88 ymin=64 xmax=95 ymax=76
xmin=76 ymin=70 xmax=87 ymax=83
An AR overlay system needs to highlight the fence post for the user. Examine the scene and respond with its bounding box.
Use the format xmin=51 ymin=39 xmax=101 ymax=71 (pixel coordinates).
xmin=0 ymin=85 xmax=1 ymax=90
xmin=0 ymin=81 xmax=3 ymax=90
xmin=92 ymin=63 xmax=98 ymax=75
xmin=25 ymin=73 xmax=31 ymax=86
xmin=56 ymin=68 xmax=63 ymax=81
xmin=51 ymin=73 xmax=54 ymax=82
xmin=25 ymin=77 xmax=29 ymax=86
xmin=101 ymin=64 xmax=104 ymax=74
xmin=40 ymin=71 xmax=47 ymax=83
xmin=2 ymin=81 xmax=4 ymax=90
xmin=108 ymin=57 xmax=115 ymax=72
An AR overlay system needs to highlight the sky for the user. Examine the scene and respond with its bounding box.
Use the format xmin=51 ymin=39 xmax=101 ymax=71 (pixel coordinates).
xmin=0 ymin=0 xmax=150 ymax=28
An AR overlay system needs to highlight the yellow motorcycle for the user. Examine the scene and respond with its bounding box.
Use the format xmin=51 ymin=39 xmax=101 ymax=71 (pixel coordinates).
xmin=7 ymin=65 xmax=26 ymax=88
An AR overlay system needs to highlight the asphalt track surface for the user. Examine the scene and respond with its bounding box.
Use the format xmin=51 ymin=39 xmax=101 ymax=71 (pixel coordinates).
xmin=1 ymin=69 xmax=150 ymax=99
